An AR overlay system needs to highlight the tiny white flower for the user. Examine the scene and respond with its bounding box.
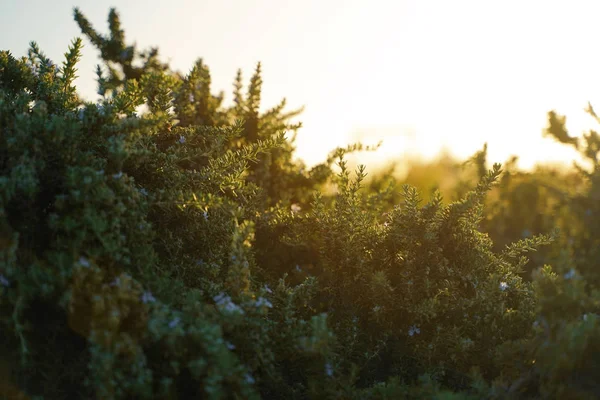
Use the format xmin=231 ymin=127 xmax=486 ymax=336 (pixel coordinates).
xmin=295 ymin=265 xmax=302 ymax=273
xmin=110 ymin=277 xmax=121 ymax=287
xmin=372 ymin=305 xmax=382 ymax=313
xmin=203 ymin=211 xmax=208 ymax=220
xmin=188 ymin=94 xmax=194 ymax=103
xmin=179 ymin=135 xmax=186 ymax=144
xmin=78 ymin=256 xmax=90 ymax=268
xmin=112 ymin=171 xmax=123 ymax=180
xmin=96 ymin=169 xmax=104 ymax=175
xmin=291 ymin=204 xmax=301 ymax=213
xmin=141 ymin=291 xmax=156 ymax=304
xmin=583 ymin=313 xmax=597 ymax=321
xmin=139 ymin=188 xmax=148 ymax=196
xmin=0 ymin=275 xmax=10 ymax=287
xmin=499 ymin=282 xmax=509 ymax=291
xmin=264 ymin=285 xmax=273 ymax=294
xmin=168 ymin=316 xmax=180 ymax=328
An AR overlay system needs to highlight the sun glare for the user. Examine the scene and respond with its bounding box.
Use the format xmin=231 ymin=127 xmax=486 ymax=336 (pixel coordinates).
xmin=287 ymin=0 xmax=600 ymax=171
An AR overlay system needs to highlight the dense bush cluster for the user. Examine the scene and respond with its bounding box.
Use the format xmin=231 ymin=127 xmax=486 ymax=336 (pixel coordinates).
xmin=1 ymin=8 xmax=600 ymax=399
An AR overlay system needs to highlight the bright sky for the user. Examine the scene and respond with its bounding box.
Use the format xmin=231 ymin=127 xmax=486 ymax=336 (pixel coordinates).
xmin=2 ymin=0 xmax=600 ymax=170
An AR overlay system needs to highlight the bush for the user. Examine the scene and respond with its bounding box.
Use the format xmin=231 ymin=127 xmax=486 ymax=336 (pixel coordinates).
xmin=2 ymin=7 xmax=597 ymax=400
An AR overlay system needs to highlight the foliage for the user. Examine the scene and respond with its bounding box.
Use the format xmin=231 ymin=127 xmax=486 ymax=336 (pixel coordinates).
xmin=1 ymin=6 xmax=599 ymax=400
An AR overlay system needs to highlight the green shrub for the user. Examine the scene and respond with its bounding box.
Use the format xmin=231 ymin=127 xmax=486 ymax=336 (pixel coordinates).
xmin=3 ymin=7 xmax=594 ymax=400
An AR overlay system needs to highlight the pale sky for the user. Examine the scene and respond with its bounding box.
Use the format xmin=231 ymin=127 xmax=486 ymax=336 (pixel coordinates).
xmin=2 ymin=0 xmax=600 ymax=170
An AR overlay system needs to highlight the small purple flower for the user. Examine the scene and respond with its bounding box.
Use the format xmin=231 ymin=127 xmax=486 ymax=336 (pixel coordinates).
xmin=0 ymin=275 xmax=10 ymax=287
xmin=255 ymin=297 xmax=273 ymax=308
xmin=214 ymin=293 xmax=245 ymax=314
xmin=564 ymin=269 xmax=576 ymax=280
xmin=226 ymin=342 xmax=236 ymax=350
xmin=141 ymin=291 xmax=156 ymax=304
xmin=223 ymin=302 xmax=244 ymax=314
xmin=169 ymin=317 xmax=180 ymax=328
xmin=139 ymin=188 xmax=148 ymax=196
xmin=325 ymin=363 xmax=333 ymax=377
xmin=244 ymin=373 xmax=255 ymax=384
xmin=408 ymin=325 xmax=420 ymax=336
xmin=179 ymin=135 xmax=186 ymax=144
xmin=214 ymin=293 xmax=229 ymax=305
xmin=112 ymin=171 xmax=123 ymax=180
xmin=110 ymin=277 xmax=121 ymax=287
xmin=264 ymin=285 xmax=273 ymax=294
xmin=78 ymin=256 xmax=90 ymax=268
